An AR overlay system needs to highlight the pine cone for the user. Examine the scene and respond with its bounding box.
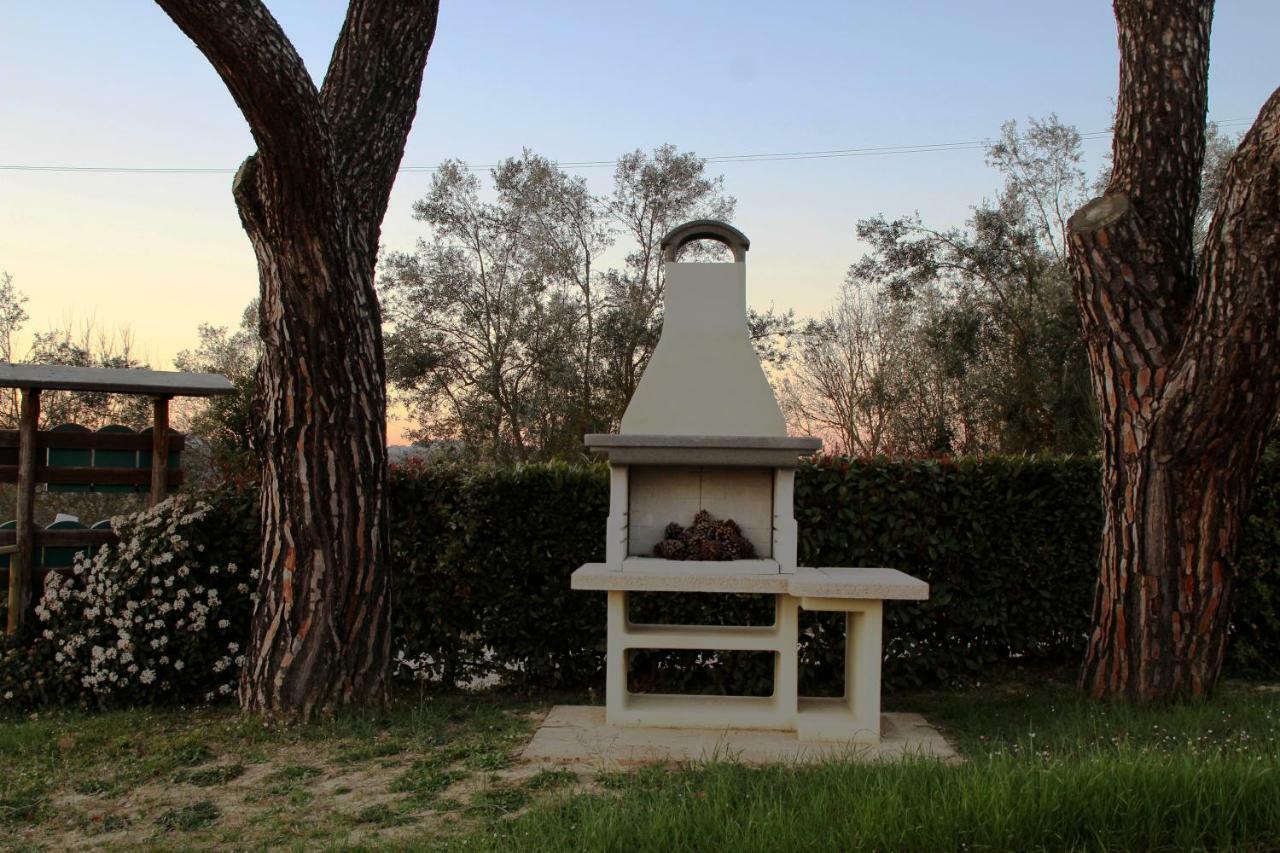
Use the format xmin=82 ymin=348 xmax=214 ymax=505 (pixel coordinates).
xmin=653 ymin=538 xmax=687 ymax=560
xmin=695 ymin=538 xmax=722 ymax=560
xmin=652 ymin=510 xmax=757 ymax=561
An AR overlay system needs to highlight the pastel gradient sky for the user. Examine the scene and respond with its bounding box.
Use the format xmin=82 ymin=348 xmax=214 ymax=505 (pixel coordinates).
xmin=3 ymin=1 xmax=1278 ymax=435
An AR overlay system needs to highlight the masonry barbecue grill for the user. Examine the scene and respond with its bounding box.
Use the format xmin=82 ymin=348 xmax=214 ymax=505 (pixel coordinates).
xmin=571 ymin=220 xmax=929 ymax=743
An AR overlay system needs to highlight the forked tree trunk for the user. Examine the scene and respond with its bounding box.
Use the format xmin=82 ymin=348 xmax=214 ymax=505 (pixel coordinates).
xmin=233 ymin=159 xmax=392 ymax=714
xmin=156 ymin=0 xmax=440 ymax=719
xmin=1068 ymin=0 xmax=1280 ymax=701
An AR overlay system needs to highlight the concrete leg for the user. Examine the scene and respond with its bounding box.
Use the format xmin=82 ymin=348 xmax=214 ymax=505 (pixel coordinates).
xmin=774 ymin=594 xmax=799 ymax=725
xmin=846 ymin=601 xmax=883 ymax=738
xmin=605 ymin=590 xmax=628 ymax=724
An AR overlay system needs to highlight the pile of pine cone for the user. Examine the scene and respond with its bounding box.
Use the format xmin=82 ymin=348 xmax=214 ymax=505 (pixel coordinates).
xmin=651 ymin=509 xmax=757 ymax=561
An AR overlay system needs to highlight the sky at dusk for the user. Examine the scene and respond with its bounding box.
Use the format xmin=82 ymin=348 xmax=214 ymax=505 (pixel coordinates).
xmin=3 ymin=2 xmax=1279 ymax=441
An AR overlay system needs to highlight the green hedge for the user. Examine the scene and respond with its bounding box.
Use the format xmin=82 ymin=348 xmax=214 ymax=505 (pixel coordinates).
xmin=387 ymin=454 xmax=1280 ymax=693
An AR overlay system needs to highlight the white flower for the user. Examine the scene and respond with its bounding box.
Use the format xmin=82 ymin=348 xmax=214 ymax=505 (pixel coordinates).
xmin=174 ymin=660 xmax=185 ymax=671
xmin=218 ymin=620 xmax=230 ymax=630
xmin=3 ymin=691 xmax=12 ymax=700
xmin=227 ymin=643 xmax=239 ymax=654
xmin=139 ymin=669 xmax=156 ymax=684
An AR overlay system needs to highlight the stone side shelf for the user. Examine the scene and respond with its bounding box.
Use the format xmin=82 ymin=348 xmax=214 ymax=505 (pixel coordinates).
xmin=571 ymin=563 xmax=928 ymax=743
xmin=572 ymin=564 xmax=928 ymax=598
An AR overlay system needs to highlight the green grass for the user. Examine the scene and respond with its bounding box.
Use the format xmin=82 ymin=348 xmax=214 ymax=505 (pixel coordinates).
xmin=2 ymin=678 xmax=1277 ymax=850
xmin=452 ymin=679 xmax=1280 ymax=852
xmin=0 ymin=692 xmax=544 ymax=847
xmin=467 ymin=753 xmax=1278 ymax=851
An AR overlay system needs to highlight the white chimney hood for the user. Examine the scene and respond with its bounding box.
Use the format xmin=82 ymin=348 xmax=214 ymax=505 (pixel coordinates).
xmin=587 ymin=220 xmax=819 ymax=465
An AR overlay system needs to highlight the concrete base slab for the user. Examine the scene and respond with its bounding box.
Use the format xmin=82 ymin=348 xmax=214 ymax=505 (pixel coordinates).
xmin=520 ymin=705 xmax=958 ymax=768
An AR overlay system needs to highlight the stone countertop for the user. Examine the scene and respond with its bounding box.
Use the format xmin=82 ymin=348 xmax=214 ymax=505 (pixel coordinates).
xmin=571 ymin=563 xmax=928 ymax=600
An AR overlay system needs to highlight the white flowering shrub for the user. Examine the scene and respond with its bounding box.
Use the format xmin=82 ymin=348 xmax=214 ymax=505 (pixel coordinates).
xmin=1 ymin=488 xmax=259 ymax=709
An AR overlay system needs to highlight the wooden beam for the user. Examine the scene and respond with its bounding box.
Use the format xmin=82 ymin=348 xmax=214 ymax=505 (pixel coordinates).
xmin=7 ymin=388 xmax=38 ymax=637
xmin=150 ymin=397 xmax=171 ymax=507
xmin=0 ymin=466 xmax=184 ymax=487
xmin=0 ymin=364 xmax=235 ymax=397
xmin=0 ymin=529 xmax=118 ymax=548
xmin=0 ymin=430 xmax=186 ymax=453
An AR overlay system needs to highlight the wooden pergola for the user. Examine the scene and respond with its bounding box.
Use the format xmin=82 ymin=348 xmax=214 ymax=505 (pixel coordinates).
xmin=0 ymin=364 xmax=235 ymax=635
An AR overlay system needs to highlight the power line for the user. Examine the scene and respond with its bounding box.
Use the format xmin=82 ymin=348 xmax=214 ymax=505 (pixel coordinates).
xmin=0 ymin=119 xmax=1254 ymax=176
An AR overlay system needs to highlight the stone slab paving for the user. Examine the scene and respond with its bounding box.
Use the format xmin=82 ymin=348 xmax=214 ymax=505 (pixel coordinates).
xmin=519 ymin=706 xmax=959 ymax=768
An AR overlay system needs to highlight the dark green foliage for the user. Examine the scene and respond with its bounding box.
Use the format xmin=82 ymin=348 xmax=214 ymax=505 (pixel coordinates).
xmin=388 ymin=460 xmax=610 ymax=688
xmin=388 ymin=454 xmax=1280 ymax=693
xmin=797 ymin=455 xmax=1104 ymax=687
xmin=1230 ymin=452 xmax=1280 ymax=678
xmin=12 ymin=454 xmax=1273 ymax=706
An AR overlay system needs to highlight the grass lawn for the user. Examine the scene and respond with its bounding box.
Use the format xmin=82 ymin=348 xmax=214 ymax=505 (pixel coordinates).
xmin=1 ymin=675 xmax=1277 ymax=851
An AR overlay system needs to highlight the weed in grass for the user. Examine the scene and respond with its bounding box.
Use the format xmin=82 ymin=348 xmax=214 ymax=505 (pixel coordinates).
xmin=260 ymin=780 xmax=321 ymax=805
xmin=72 ymin=776 xmax=121 ymax=797
xmin=0 ymin=785 xmax=46 ymax=826
xmin=98 ymin=813 xmax=130 ymax=833
xmin=522 ymin=769 xmax=577 ymax=792
xmin=462 ymin=747 xmax=513 ymax=772
xmin=594 ymin=771 xmax=629 ymax=791
xmin=334 ymin=738 xmax=405 ymax=764
xmin=73 ymin=808 xmax=131 ymax=835
xmin=155 ymin=799 xmax=221 ymax=832
xmin=174 ymin=763 xmax=246 ymax=787
xmin=264 ymin=763 xmax=323 ymax=785
xmin=347 ymin=802 xmax=410 ymax=828
xmin=163 ymin=740 xmax=216 ymax=767
xmin=467 ymin=783 xmax=530 ymax=819
xmin=391 ymin=759 xmax=465 ymax=798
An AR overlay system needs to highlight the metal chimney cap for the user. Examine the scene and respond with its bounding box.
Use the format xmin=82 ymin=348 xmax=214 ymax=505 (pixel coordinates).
xmin=660 ymin=220 xmax=750 ymax=263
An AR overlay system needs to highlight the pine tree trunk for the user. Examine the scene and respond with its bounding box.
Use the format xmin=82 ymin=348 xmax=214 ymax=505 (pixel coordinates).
xmin=156 ymin=0 xmax=439 ymax=719
xmin=1069 ymin=0 xmax=1280 ymax=701
xmin=233 ymin=158 xmax=392 ymax=714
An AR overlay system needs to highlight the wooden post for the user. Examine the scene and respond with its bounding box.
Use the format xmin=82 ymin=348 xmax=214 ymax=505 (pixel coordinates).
xmin=149 ymin=396 xmax=171 ymax=507
xmin=7 ymin=388 xmax=40 ymax=637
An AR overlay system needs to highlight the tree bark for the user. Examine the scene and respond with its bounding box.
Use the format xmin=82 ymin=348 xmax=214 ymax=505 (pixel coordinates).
xmin=155 ymin=0 xmax=439 ymax=719
xmin=1068 ymin=0 xmax=1280 ymax=701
